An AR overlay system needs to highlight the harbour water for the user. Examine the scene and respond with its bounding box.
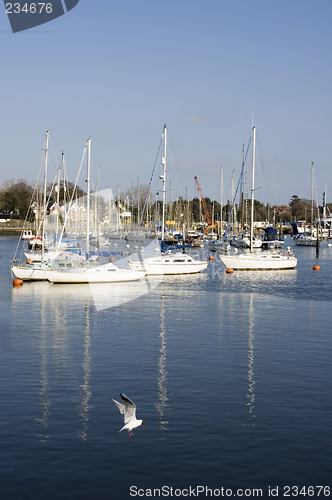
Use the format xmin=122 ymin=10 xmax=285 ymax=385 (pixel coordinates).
xmin=1 ymin=236 xmax=332 ymax=499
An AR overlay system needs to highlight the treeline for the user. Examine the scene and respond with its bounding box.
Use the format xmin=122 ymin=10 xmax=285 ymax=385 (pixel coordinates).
xmin=1 ymin=179 xmax=331 ymax=224
xmin=0 ymin=179 xmax=86 ymax=221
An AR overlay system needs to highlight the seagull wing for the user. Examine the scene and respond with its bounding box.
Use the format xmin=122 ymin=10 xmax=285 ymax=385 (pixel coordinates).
xmin=120 ymin=393 xmax=137 ymax=423
xmin=112 ymin=399 xmax=125 ymax=418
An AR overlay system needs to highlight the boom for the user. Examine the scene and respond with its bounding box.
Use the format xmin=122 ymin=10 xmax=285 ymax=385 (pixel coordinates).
xmin=194 ymin=176 xmax=212 ymax=226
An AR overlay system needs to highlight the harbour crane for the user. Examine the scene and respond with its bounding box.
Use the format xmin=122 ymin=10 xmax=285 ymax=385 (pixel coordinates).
xmin=194 ymin=176 xmax=218 ymax=232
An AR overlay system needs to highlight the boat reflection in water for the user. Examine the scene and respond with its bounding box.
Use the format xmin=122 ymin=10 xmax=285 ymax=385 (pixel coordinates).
xmin=11 ymin=282 xmax=93 ymax=442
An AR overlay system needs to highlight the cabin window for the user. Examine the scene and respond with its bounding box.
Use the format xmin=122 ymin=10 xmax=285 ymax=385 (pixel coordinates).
xmin=174 ymin=259 xmax=185 ymax=262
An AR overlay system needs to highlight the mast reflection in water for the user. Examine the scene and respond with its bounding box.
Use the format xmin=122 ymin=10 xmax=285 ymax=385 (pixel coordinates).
xmin=78 ymin=303 xmax=92 ymax=440
xmin=155 ymin=294 xmax=168 ymax=432
xmin=246 ymin=294 xmax=255 ymax=419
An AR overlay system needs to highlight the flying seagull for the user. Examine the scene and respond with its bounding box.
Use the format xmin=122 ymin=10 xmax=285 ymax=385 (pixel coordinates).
xmin=112 ymin=393 xmax=147 ymax=439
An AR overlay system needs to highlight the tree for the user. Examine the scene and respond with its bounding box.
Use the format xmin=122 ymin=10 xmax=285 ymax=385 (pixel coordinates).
xmin=0 ymin=179 xmax=35 ymax=220
xmin=289 ymin=195 xmax=312 ymax=220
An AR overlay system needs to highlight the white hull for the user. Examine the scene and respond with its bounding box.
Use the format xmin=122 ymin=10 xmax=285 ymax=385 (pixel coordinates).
xmin=295 ymin=236 xmax=317 ymax=246
xmin=218 ymin=252 xmax=297 ymax=270
xmin=230 ymin=236 xmax=262 ymax=249
xmin=24 ymin=250 xmax=61 ymax=262
xmin=129 ymin=254 xmax=208 ymax=275
xmin=11 ymin=265 xmax=50 ymax=281
xmin=22 ymin=230 xmax=35 ymax=240
xmin=44 ymin=263 xmax=146 ymax=283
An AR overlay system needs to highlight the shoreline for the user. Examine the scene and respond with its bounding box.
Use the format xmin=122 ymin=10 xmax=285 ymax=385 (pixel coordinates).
xmin=0 ymin=227 xmax=23 ymax=236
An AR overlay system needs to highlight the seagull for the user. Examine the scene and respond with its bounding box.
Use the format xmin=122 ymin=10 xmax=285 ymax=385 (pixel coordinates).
xmin=112 ymin=393 xmax=147 ymax=439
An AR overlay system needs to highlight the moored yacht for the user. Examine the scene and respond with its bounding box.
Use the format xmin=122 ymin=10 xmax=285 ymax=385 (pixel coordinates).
xmin=218 ymin=127 xmax=297 ymax=271
xmin=128 ymin=125 xmax=207 ymax=276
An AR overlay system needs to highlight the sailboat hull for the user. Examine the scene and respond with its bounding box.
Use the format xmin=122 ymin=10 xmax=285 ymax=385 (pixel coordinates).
xmin=43 ymin=265 xmax=146 ymax=284
xmin=218 ymin=253 xmax=297 ymax=270
xmin=11 ymin=265 xmax=50 ymax=281
xmin=129 ymin=254 xmax=208 ymax=275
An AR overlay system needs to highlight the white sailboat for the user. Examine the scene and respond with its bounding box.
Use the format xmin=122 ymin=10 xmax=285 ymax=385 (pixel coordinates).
xmin=295 ymin=163 xmax=319 ymax=247
xmin=11 ymin=133 xmax=86 ymax=281
xmin=218 ymin=127 xmax=297 ymax=271
xmin=11 ymin=131 xmax=52 ymax=281
xmin=44 ymin=138 xmax=146 ymax=284
xmin=129 ymin=125 xmax=208 ymax=275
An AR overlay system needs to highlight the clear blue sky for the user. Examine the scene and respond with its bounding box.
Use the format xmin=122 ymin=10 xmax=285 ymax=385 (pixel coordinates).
xmin=1 ymin=0 xmax=332 ymax=206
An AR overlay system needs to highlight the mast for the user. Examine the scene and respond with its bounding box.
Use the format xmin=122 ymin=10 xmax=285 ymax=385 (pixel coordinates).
xmin=56 ymin=161 xmax=61 ymax=238
xmin=311 ymin=162 xmax=314 ymax=226
xmin=169 ymin=180 xmax=172 ymax=224
xmin=323 ymin=181 xmax=327 ymax=234
xmin=250 ymin=126 xmax=256 ymax=253
xmin=137 ymin=177 xmax=140 ymax=227
xmin=161 ymin=125 xmax=167 ymax=241
xmin=231 ymin=170 xmax=236 ymax=228
xmin=86 ymin=138 xmax=91 ymax=257
xmin=241 ymin=144 xmax=245 ymax=231
xmin=220 ymin=165 xmax=223 ymax=237
xmin=95 ymin=181 xmax=98 ymax=248
xmin=41 ymin=131 xmax=49 ymax=259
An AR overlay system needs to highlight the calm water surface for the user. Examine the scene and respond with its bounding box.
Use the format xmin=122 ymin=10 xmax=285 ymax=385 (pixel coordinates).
xmin=1 ymin=236 xmax=332 ymax=499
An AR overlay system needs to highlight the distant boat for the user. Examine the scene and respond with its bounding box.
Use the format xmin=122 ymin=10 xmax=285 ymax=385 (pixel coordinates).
xmin=208 ymin=239 xmax=223 ymax=252
xmin=218 ymin=127 xmax=297 ymax=271
xmin=125 ymin=232 xmax=145 ymax=242
xmin=218 ymin=251 xmax=297 ymax=270
xmin=130 ymin=250 xmax=207 ymax=275
xmin=21 ymin=229 xmax=35 ymax=240
xmin=295 ymin=233 xmax=317 ymax=246
xmin=230 ymin=233 xmax=262 ymax=249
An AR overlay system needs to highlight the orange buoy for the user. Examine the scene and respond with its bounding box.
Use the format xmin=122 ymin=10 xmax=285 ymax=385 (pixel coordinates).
xmin=226 ymin=268 xmax=233 ymax=274
xmin=13 ymin=279 xmax=23 ymax=286
xmin=313 ymin=265 xmax=320 ymax=271
xmin=109 ymin=257 xmax=115 ymax=263
xmin=209 ymin=255 xmax=215 ymax=260
xmin=26 ymin=259 xmax=33 ymax=264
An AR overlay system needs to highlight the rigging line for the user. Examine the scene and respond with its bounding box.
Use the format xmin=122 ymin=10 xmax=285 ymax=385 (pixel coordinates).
xmin=89 ymin=142 xmax=102 ymax=186
xmin=11 ymin=135 xmax=49 ymax=262
xmin=11 ymin=172 xmax=42 ymax=261
xmin=256 ymin=134 xmax=275 ymax=205
xmin=26 ymin=172 xmax=60 ymax=261
xmin=167 ymin=134 xmax=185 ymax=200
xmin=221 ymin=135 xmax=252 ymax=246
xmin=49 ymin=134 xmax=61 ymax=171
xmin=312 ymin=167 xmax=320 ymax=218
xmin=57 ymin=142 xmax=88 ymax=248
xmin=135 ymin=131 xmax=164 ymax=244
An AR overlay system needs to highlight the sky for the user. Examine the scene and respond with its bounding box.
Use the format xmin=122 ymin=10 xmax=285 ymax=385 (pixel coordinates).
xmin=1 ymin=0 xmax=332 ymax=207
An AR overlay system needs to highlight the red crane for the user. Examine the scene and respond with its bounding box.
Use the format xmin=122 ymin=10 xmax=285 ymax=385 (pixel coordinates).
xmin=194 ymin=176 xmax=213 ymax=228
